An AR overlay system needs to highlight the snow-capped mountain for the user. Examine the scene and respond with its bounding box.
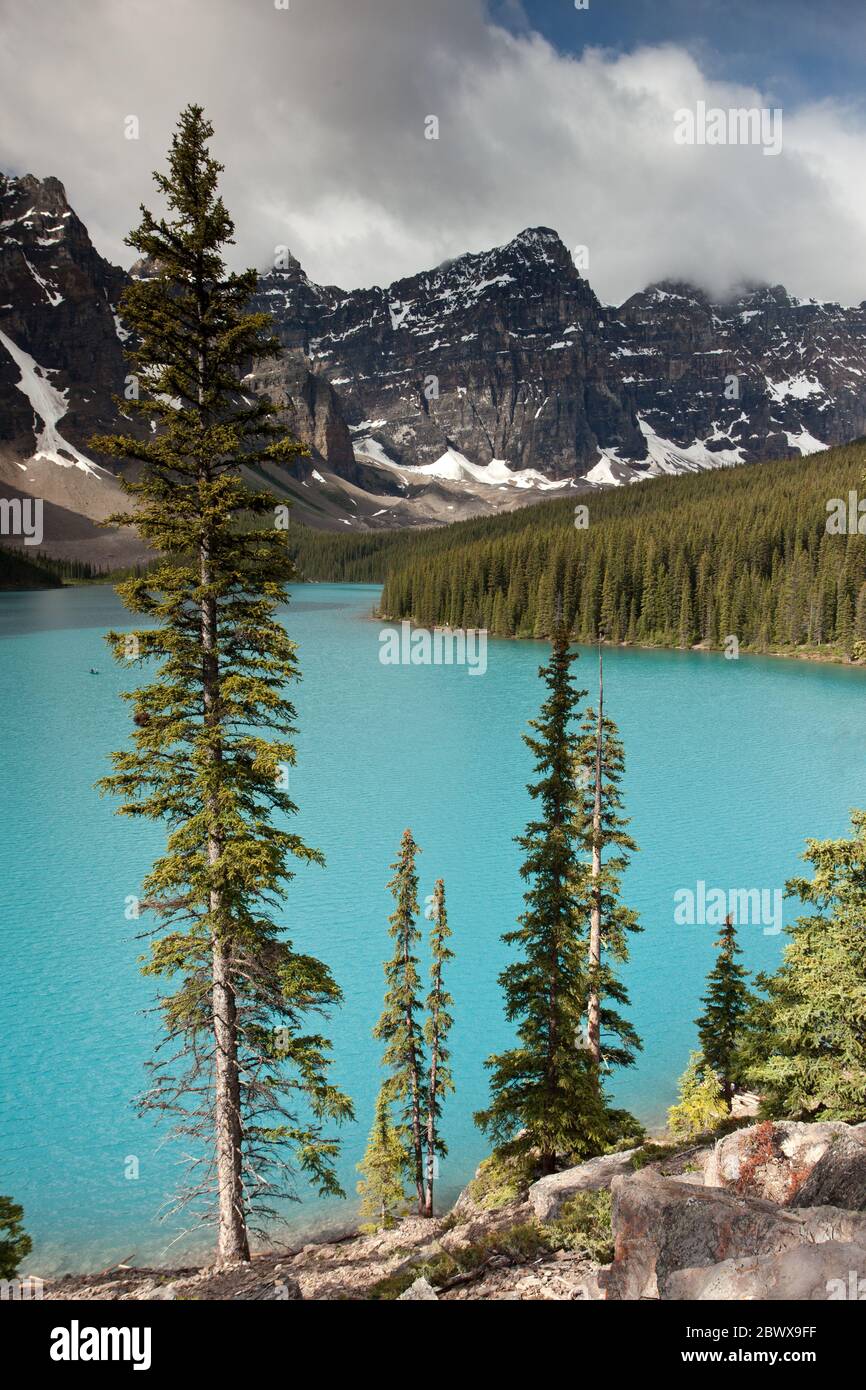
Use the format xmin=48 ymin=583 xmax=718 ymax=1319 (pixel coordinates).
xmin=4 ymin=170 xmax=866 ymax=563
xmin=252 ymin=229 xmax=866 ymax=485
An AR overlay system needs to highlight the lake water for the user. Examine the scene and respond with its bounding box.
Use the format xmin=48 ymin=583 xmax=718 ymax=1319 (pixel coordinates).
xmin=2 ymin=582 xmax=865 ymax=1273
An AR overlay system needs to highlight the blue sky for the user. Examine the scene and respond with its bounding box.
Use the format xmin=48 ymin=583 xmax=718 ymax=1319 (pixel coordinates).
xmin=494 ymin=0 xmax=866 ymax=107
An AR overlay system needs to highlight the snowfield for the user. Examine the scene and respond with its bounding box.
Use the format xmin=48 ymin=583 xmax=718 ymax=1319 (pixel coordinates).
xmin=0 ymin=327 xmax=103 ymax=476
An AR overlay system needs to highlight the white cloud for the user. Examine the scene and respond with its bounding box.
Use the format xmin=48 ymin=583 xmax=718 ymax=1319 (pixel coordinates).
xmin=2 ymin=0 xmax=866 ymax=305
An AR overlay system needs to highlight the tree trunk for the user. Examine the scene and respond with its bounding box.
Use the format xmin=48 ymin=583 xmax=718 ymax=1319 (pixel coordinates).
xmin=212 ymin=936 xmax=249 ymax=1263
xmin=408 ymin=1030 xmax=425 ymax=1214
xmin=424 ymin=962 xmax=442 ymax=1217
xmin=423 ymin=1055 xmax=436 ymax=1217
xmin=201 ymin=531 xmax=249 ymax=1265
xmin=403 ymin=933 xmax=425 ymax=1215
xmin=587 ymin=642 xmax=603 ymax=1065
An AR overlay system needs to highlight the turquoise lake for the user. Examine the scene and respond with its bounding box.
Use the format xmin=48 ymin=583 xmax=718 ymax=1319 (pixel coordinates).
xmin=2 ymin=581 xmax=865 ymax=1273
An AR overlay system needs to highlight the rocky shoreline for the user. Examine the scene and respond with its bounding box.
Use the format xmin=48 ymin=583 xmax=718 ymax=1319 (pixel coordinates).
xmin=39 ymin=1118 xmax=866 ymax=1302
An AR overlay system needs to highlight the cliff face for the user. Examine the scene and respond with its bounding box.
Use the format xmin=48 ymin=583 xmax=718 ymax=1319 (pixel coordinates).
xmin=252 ymin=229 xmax=866 ymax=481
xmin=0 ymin=173 xmax=355 ymax=490
xmin=251 ymin=227 xmax=624 ymax=478
xmin=0 ymin=173 xmax=128 ymax=463
xmin=610 ymin=281 xmax=866 ymax=466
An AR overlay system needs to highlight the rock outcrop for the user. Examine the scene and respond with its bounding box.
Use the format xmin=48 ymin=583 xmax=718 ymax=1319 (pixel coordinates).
xmin=788 ymin=1128 xmax=866 ymax=1212
xmin=665 ymin=1241 xmax=866 ymax=1301
xmin=600 ymin=1167 xmax=866 ymax=1300
xmin=397 ymin=1276 xmax=439 ymax=1301
xmin=528 ymin=1148 xmax=641 ymax=1223
xmin=704 ymin=1119 xmax=866 ymax=1204
xmin=38 ymin=1121 xmax=866 ymax=1300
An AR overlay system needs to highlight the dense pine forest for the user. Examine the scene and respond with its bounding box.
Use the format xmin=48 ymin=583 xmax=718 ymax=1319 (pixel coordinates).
xmin=0 ymin=547 xmax=156 ymax=589
xmin=349 ymin=443 xmax=866 ymax=656
xmin=0 ymin=546 xmax=65 ymax=589
xmin=283 ymin=442 xmax=866 ymax=656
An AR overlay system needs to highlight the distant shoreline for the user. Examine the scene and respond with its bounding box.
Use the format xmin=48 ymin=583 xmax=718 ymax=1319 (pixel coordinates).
xmin=4 ymin=575 xmax=865 ymax=671
xmin=371 ymin=608 xmax=866 ymax=672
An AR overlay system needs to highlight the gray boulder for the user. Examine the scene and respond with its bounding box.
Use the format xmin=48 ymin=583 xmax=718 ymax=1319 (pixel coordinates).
xmin=600 ymin=1168 xmax=866 ymax=1300
xmin=529 ymin=1149 xmax=641 ymax=1223
xmin=398 ymin=1276 xmax=439 ymax=1301
xmin=704 ymin=1121 xmax=857 ymax=1202
xmin=788 ymin=1128 xmax=866 ymax=1211
xmin=666 ymin=1240 xmax=866 ymax=1301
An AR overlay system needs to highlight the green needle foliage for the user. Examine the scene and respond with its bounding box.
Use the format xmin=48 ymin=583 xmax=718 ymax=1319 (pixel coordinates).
xmin=0 ymin=1196 xmax=32 ymax=1280
xmin=356 ymin=1087 xmax=409 ymax=1232
xmin=667 ymin=1052 xmax=728 ymax=1140
xmin=424 ymin=877 xmax=454 ymax=1216
xmin=91 ymin=104 xmax=352 ymax=1264
xmin=748 ymin=810 xmax=866 ymax=1122
xmin=695 ymin=915 xmax=754 ymax=1110
xmin=375 ymin=829 xmax=428 ymax=1213
xmin=476 ymin=619 xmax=609 ymax=1175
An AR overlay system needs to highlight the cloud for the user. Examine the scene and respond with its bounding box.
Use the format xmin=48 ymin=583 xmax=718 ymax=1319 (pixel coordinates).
xmin=2 ymin=0 xmax=866 ymax=305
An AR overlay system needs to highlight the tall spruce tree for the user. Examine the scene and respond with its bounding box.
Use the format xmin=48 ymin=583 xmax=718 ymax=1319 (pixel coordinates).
xmin=695 ymin=915 xmax=753 ymax=1110
xmin=475 ymin=618 xmax=609 ymax=1174
xmin=374 ymin=829 xmax=427 ymax=1212
xmin=423 ymin=877 xmax=454 ymax=1216
xmin=576 ymin=642 xmax=641 ymax=1071
xmin=92 ymin=106 xmax=352 ymax=1264
xmin=747 ymin=810 xmax=866 ymax=1121
xmin=356 ymin=1087 xmax=408 ymax=1231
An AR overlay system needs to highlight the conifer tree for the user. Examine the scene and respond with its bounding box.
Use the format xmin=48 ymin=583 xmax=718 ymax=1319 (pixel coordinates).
xmin=576 ymin=642 xmax=641 ymax=1071
xmin=92 ymin=105 xmax=352 ymax=1264
xmin=667 ymin=1052 xmax=728 ymax=1139
xmin=423 ymin=877 xmax=454 ymax=1216
xmin=356 ymin=1088 xmax=408 ymax=1231
xmin=0 ymin=1196 xmax=31 ymax=1280
xmin=475 ymin=617 xmax=609 ymax=1174
xmin=695 ymin=914 xmax=754 ymax=1110
xmin=375 ymin=829 xmax=427 ymax=1212
xmin=748 ymin=810 xmax=866 ymax=1121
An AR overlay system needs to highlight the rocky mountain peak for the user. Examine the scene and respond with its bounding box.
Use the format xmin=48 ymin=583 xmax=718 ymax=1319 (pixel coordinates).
xmin=1 ymin=172 xmax=71 ymax=220
xmin=7 ymin=171 xmax=866 ymax=562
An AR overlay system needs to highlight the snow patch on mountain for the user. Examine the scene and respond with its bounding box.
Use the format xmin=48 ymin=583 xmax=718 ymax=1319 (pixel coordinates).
xmin=354 ymin=436 xmax=403 ymax=470
xmin=637 ymin=416 xmax=746 ymax=474
xmin=407 ymin=447 xmax=574 ymax=490
xmin=22 ymin=255 xmax=63 ymax=307
xmin=784 ymin=427 xmax=828 ymax=455
xmin=0 ymin=327 xmax=103 ymax=475
xmin=765 ymin=373 xmax=826 ymax=403
xmin=585 ymin=450 xmax=638 ymax=487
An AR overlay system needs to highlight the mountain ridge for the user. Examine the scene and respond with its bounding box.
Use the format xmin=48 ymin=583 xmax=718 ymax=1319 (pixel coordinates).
xmin=4 ymin=170 xmax=866 ymax=564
